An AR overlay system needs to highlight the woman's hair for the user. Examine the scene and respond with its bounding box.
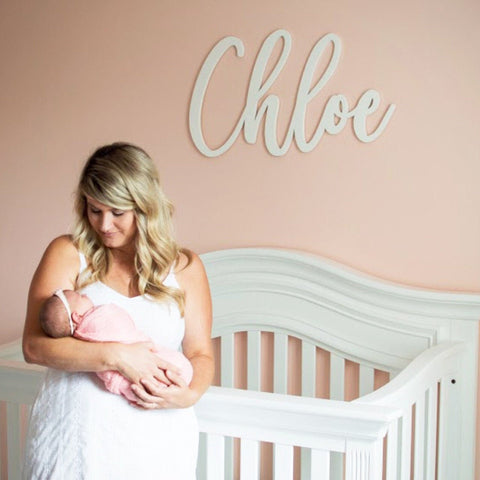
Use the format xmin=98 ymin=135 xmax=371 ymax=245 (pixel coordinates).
xmin=72 ymin=142 xmax=187 ymax=314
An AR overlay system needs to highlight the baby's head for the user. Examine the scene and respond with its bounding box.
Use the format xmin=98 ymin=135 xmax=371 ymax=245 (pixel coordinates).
xmin=40 ymin=290 xmax=94 ymax=338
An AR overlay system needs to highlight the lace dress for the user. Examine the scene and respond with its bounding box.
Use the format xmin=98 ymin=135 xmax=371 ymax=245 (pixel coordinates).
xmin=23 ymin=256 xmax=198 ymax=480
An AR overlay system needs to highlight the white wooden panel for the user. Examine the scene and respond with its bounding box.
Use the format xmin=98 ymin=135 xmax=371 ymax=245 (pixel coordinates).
xmin=359 ymin=365 xmax=375 ymax=397
xmin=247 ymin=331 xmax=261 ymax=391
xmin=437 ymin=375 xmax=462 ymax=480
xmin=301 ymin=342 xmax=316 ymax=397
xmin=7 ymin=402 xmax=21 ymax=480
xmin=274 ymin=444 xmax=294 ymax=480
xmin=240 ymin=438 xmax=260 ymax=480
xmin=310 ymin=449 xmax=330 ymax=478
xmin=274 ymin=333 xmax=288 ymax=394
xmin=425 ymin=384 xmax=438 ymax=480
xmin=400 ymin=409 xmax=412 ymax=480
xmin=414 ymin=394 xmax=426 ymax=480
xmin=221 ymin=334 xmax=235 ymax=388
xmin=206 ymin=434 xmax=225 ymax=480
xmin=386 ymin=419 xmax=399 ymax=480
xmin=330 ymin=353 xmax=345 ymax=400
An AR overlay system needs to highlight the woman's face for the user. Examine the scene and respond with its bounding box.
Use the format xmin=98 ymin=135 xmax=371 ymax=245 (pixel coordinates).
xmin=86 ymin=196 xmax=137 ymax=251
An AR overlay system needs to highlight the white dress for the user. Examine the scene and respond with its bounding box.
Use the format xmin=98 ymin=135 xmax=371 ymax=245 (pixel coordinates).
xmin=23 ymin=255 xmax=198 ymax=480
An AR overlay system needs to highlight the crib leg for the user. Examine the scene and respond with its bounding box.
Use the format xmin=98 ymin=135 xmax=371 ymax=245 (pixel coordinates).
xmin=345 ymin=439 xmax=383 ymax=480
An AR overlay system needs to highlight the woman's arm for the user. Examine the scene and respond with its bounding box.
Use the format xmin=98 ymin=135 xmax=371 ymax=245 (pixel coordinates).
xmin=23 ymin=236 xmax=173 ymax=383
xmin=176 ymin=251 xmax=214 ymax=403
xmin=22 ymin=235 xmax=107 ymax=370
xmin=132 ymin=251 xmax=214 ymax=408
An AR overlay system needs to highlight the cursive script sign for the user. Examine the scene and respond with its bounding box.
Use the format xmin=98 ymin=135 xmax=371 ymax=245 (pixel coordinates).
xmin=189 ymin=30 xmax=396 ymax=157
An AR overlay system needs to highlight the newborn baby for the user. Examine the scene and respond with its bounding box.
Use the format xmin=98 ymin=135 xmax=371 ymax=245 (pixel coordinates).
xmin=39 ymin=289 xmax=193 ymax=402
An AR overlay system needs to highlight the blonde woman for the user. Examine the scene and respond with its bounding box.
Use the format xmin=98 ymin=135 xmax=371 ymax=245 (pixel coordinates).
xmin=22 ymin=142 xmax=213 ymax=479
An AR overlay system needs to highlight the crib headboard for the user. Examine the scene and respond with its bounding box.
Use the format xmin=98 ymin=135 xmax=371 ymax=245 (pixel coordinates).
xmin=203 ymin=247 xmax=479 ymax=371
xmin=200 ymin=248 xmax=480 ymax=478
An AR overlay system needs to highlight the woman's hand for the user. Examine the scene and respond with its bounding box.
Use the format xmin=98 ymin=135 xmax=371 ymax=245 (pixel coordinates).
xmin=130 ymin=370 xmax=199 ymax=409
xmin=111 ymin=342 xmax=181 ymax=387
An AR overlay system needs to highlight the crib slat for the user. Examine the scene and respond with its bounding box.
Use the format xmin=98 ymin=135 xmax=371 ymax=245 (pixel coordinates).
xmin=386 ymin=419 xmax=399 ymax=480
xmin=274 ymin=333 xmax=288 ymax=394
xmin=220 ymin=334 xmax=235 ymax=479
xmin=425 ymin=384 xmax=438 ymax=480
xmin=301 ymin=342 xmax=316 ymax=397
xmin=240 ymin=438 xmax=260 ymax=480
xmin=330 ymin=353 xmax=344 ymax=400
xmin=300 ymin=344 xmax=316 ymax=480
xmin=221 ymin=334 xmax=235 ymax=388
xmin=436 ymin=378 xmax=450 ymax=480
xmin=7 ymin=402 xmax=21 ymax=480
xmin=247 ymin=331 xmax=261 ymax=391
xmin=414 ymin=393 xmax=426 ymax=480
xmin=400 ymin=409 xmax=412 ymax=480
xmin=346 ymin=439 xmax=383 ymax=480
xmin=206 ymin=434 xmax=225 ymax=480
xmin=330 ymin=354 xmax=345 ymax=480
xmin=310 ymin=449 xmax=330 ymax=477
xmin=273 ymin=444 xmax=293 ymax=479
xmin=359 ymin=365 xmax=375 ymax=397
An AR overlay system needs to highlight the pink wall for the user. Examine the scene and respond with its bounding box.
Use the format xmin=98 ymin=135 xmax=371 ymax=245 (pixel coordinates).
xmin=1 ymin=0 xmax=479 ymax=465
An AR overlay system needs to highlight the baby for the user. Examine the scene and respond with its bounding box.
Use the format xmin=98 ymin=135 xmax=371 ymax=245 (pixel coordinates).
xmin=39 ymin=289 xmax=193 ymax=402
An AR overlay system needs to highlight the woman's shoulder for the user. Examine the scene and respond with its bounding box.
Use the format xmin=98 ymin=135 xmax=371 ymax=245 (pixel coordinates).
xmin=30 ymin=236 xmax=81 ymax=294
xmin=45 ymin=235 xmax=78 ymax=258
xmin=41 ymin=235 xmax=81 ymax=272
xmin=174 ymin=249 xmax=207 ymax=283
xmin=174 ymin=248 xmax=202 ymax=271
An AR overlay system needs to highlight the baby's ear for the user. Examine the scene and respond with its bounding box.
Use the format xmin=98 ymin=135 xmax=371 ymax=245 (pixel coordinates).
xmin=71 ymin=312 xmax=81 ymax=326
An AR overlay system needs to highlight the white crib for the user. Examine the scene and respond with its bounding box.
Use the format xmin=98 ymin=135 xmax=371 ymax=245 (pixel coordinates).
xmin=1 ymin=248 xmax=479 ymax=480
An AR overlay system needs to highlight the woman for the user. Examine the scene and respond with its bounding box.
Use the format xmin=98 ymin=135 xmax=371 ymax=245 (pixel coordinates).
xmin=22 ymin=142 xmax=214 ymax=479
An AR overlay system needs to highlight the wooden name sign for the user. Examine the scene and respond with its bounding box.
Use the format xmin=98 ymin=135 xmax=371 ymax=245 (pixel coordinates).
xmin=189 ymin=30 xmax=396 ymax=157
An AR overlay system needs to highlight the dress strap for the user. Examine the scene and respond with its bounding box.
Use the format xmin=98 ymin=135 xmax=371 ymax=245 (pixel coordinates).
xmin=163 ymin=263 xmax=180 ymax=288
xmin=79 ymin=251 xmax=87 ymax=273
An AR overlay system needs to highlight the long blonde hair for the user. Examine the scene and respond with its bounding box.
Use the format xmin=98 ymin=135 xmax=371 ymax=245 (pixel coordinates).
xmin=73 ymin=142 xmax=187 ymax=313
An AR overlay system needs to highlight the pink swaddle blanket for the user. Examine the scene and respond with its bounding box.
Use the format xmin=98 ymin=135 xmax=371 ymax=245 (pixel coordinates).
xmin=72 ymin=303 xmax=193 ymax=402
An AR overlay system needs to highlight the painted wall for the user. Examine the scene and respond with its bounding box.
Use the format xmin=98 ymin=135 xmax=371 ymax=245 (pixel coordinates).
xmin=1 ymin=0 xmax=479 ymax=471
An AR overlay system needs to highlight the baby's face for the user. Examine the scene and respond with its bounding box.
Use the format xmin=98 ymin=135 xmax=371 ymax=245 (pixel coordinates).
xmin=64 ymin=291 xmax=94 ymax=316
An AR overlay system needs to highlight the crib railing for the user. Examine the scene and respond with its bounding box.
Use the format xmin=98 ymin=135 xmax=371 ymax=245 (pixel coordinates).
xmin=195 ymin=386 xmax=400 ymax=480
xmin=0 ymin=341 xmax=465 ymax=480
xmin=194 ymin=341 xmax=464 ymax=480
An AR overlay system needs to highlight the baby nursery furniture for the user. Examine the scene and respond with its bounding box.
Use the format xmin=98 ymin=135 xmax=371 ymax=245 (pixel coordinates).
xmin=1 ymin=248 xmax=479 ymax=480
